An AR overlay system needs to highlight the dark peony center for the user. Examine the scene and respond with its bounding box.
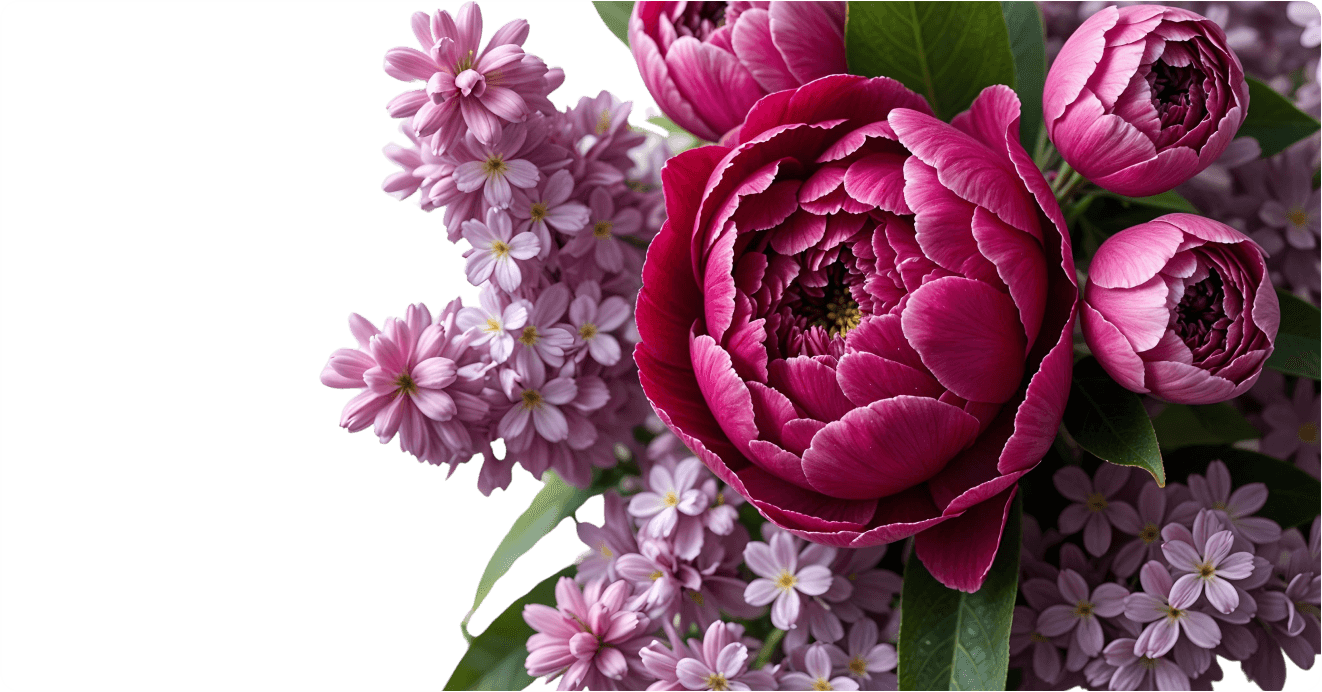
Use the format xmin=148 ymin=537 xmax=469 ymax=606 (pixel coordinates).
xmin=674 ymin=2 xmax=726 ymax=40
xmin=802 ymin=267 xmax=864 ymax=338
xmin=1147 ymin=59 xmax=1207 ymax=131
xmin=1174 ymin=268 xmax=1226 ymax=351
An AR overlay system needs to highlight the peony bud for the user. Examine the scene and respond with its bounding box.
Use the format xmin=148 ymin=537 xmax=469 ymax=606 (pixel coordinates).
xmin=1044 ymin=5 xmax=1248 ymax=197
xmin=1082 ymin=213 xmax=1278 ymax=404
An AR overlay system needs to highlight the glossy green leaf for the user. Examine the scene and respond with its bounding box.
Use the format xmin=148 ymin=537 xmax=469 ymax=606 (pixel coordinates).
xmin=1240 ymin=77 xmax=1321 ymax=157
xmin=593 ymin=1 xmax=633 ymax=46
xmin=899 ymin=495 xmax=1021 ymax=690
xmin=1000 ymin=2 xmax=1046 ymax=149
xmin=444 ymin=567 xmax=574 ymax=691
xmin=1152 ymin=403 xmax=1261 ymax=450
xmin=1165 ymin=446 xmax=1321 ymax=529
xmin=1062 ymin=357 xmax=1165 ymax=486
xmin=1267 ymin=288 xmax=1321 ymax=380
xmin=462 ymin=471 xmax=595 ymax=637
xmin=845 ymin=1 xmax=1017 ymax=121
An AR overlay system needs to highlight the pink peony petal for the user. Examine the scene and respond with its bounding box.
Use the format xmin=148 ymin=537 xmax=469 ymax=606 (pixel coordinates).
xmin=913 ymin=485 xmax=1018 ymax=593
xmin=835 ymin=351 xmax=945 ymax=407
xmin=901 ymin=276 xmax=1026 ymax=404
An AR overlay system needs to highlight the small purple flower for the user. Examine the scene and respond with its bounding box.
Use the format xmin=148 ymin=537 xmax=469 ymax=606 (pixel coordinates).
xmin=629 ymin=457 xmax=707 ymax=542
xmin=1103 ymin=637 xmax=1190 ymax=690
xmin=617 ymin=538 xmax=701 ymax=617
xmin=455 ymin=284 xmax=527 ymax=363
xmin=568 ymin=286 xmax=631 ymax=367
xmin=1262 ymin=378 xmax=1321 ymax=479
xmin=575 ymin=491 xmax=638 ymax=584
xmin=780 ymin=643 xmax=859 ymax=691
xmin=1010 ymin=606 xmax=1063 ymax=685
xmin=1162 ymin=509 xmax=1257 ymax=614
xmin=825 ymin=619 xmax=896 ymax=686
xmin=509 ymin=283 xmax=576 ymax=384
xmin=523 ymin=577 xmax=654 ymax=690
xmin=1054 ymin=464 xmax=1143 ymax=556
xmin=744 ymin=531 xmax=835 ymax=631
xmin=1125 ymin=560 xmax=1222 ymax=658
xmin=452 ymin=124 xmax=540 ymax=208
xmin=461 ymin=208 xmax=539 ymax=292
xmin=1172 ymin=460 xmax=1283 ymax=546
xmin=510 ymin=169 xmax=589 ymax=257
xmin=1036 ymin=568 xmax=1129 ymax=669
xmin=497 ymin=365 xmax=576 ymax=443
xmin=666 ymin=621 xmax=778 ymax=691
xmin=1113 ymin=482 xmax=1178 ymax=578
xmin=562 ymin=187 xmax=643 ymax=273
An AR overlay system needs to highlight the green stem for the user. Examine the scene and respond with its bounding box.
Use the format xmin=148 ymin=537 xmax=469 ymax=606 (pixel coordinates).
xmin=753 ymin=629 xmax=786 ymax=669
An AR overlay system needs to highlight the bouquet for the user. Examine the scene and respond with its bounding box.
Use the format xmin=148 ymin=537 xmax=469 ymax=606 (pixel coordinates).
xmin=320 ymin=2 xmax=1322 ymax=689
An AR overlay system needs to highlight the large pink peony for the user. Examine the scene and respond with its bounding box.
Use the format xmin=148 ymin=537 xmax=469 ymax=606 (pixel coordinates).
xmin=634 ymin=76 xmax=1078 ymax=592
xmin=1082 ymin=213 xmax=1278 ymax=404
xmin=1043 ymin=5 xmax=1248 ymax=197
xmin=628 ymin=1 xmax=847 ymax=143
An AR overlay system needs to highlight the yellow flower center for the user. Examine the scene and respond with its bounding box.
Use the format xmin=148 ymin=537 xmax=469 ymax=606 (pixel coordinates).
xmin=596 ymin=109 xmax=612 ymax=135
xmin=689 ymin=591 xmax=705 ymax=606
xmin=1198 ymin=562 xmax=1216 ymax=579
xmin=518 ymin=325 xmax=540 ymax=346
xmin=483 ymin=318 xmax=502 ymax=333
xmin=1287 ymin=208 xmax=1309 ymax=227
xmin=849 ymin=657 xmax=868 ymax=676
xmin=520 ymin=389 xmax=543 ymax=410
xmin=704 ymin=673 xmax=730 ymax=691
xmin=1030 ymin=632 xmax=1050 ymax=643
xmin=662 ymin=490 xmax=679 ymax=508
xmin=1086 ymin=492 xmax=1108 ymax=512
xmin=1139 ymin=656 xmax=1160 ymax=671
xmin=714 ymin=492 xmax=725 ymax=506
xmin=482 ymin=154 xmax=509 ymax=178
xmin=1074 ymin=601 xmax=1095 ymax=619
xmin=1161 ymin=604 xmax=1186 ymax=623
xmin=1140 ymin=523 xmax=1160 ymax=544
xmin=490 ymin=239 xmax=511 ymax=259
xmin=775 ymin=570 xmax=798 ymax=592
xmin=529 ymin=202 xmax=548 ymax=222
xmin=1212 ymin=501 xmax=1228 ymax=511
xmin=593 ymin=220 xmax=614 ymax=238
xmin=579 ymin=322 xmax=598 ymax=340
xmin=393 ymin=371 xmax=417 ymax=396
xmin=599 ymin=543 xmax=613 ymax=558
xmin=649 ymin=570 xmax=663 ymax=581
xmin=1300 ymin=422 xmax=1319 ymax=444
xmin=812 ymin=678 xmax=834 ymax=691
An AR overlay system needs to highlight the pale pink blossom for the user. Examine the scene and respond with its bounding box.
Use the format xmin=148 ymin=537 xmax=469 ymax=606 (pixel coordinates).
xmin=1125 ymin=560 xmax=1222 ymax=658
xmin=743 ymin=531 xmax=835 ymax=631
xmin=1103 ymin=637 xmax=1190 ymax=690
xmin=1162 ymin=509 xmax=1257 ymax=614
xmin=523 ymin=577 xmax=654 ymax=690
xmin=562 ymin=187 xmax=642 ymax=273
xmin=511 ymin=169 xmax=590 ymax=257
xmin=824 ymin=619 xmax=896 ymax=686
xmin=456 ymin=284 xmax=527 ymax=363
xmin=462 ymin=209 xmax=539 ymax=292
xmin=452 ymin=125 xmax=541 ymax=208
xmin=568 ymin=287 xmax=631 ymax=367
xmin=1171 ymin=460 xmax=1283 ymax=546
xmin=1035 ymin=568 xmax=1129 ymax=671
xmin=639 ymin=621 xmax=777 ymax=691
xmin=779 ymin=643 xmax=858 ymax=691
xmin=575 ymin=491 xmax=638 ymax=584
xmin=1054 ymin=464 xmax=1143 ymax=556
xmin=497 ymin=364 xmax=577 ymax=443
xmin=509 ymin=283 xmax=576 ymax=384
xmin=629 ymin=457 xmax=707 ymax=543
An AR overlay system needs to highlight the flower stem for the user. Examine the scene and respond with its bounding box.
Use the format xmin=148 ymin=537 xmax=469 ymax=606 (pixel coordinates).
xmin=753 ymin=628 xmax=786 ymax=669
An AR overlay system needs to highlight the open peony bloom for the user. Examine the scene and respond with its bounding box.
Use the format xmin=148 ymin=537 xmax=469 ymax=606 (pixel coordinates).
xmin=1043 ymin=5 xmax=1248 ymax=197
xmin=1082 ymin=213 xmax=1279 ymax=404
xmin=634 ymin=76 xmax=1078 ymax=592
xmin=628 ymin=1 xmax=847 ymax=143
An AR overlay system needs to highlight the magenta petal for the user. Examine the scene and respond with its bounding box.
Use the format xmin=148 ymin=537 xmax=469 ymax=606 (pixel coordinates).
xmin=902 ymin=276 xmax=1026 ymax=403
xmin=914 ymin=485 xmax=1017 ymax=593
xmin=971 ymin=207 xmax=1047 ymax=351
xmin=1085 ymin=275 xmax=1171 ymax=354
xmin=1081 ymin=302 xmax=1149 ymax=393
xmin=691 ymin=334 xmax=758 ymax=458
xmin=801 ymin=396 xmax=979 ymax=499
xmin=767 ymin=1 xmax=846 ymax=84
xmin=1088 ymin=217 xmax=1185 ymax=289
xmin=836 ymin=351 xmax=945 ymax=407
xmin=843 ymin=153 xmax=910 ymax=214
xmin=729 ymin=8 xmax=797 ymax=93
xmin=768 ymin=356 xmax=854 ymax=422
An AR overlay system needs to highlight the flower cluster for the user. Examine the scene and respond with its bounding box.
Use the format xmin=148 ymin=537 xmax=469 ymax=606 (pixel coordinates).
xmin=1011 ymin=461 xmax=1321 ymax=690
xmin=323 ymin=2 xmax=665 ymax=493
xmin=524 ymin=441 xmax=903 ymax=690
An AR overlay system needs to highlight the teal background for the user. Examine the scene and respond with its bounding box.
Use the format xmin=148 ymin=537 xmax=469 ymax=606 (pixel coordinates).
xmin=2 ymin=2 xmax=1311 ymax=688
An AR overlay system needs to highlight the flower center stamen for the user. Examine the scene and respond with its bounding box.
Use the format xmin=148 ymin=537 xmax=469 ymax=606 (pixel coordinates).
xmin=529 ymin=202 xmax=548 ymax=222
xmin=1198 ymin=562 xmax=1216 ymax=579
xmin=849 ymin=657 xmax=868 ymax=676
xmin=579 ymin=322 xmax=598 ymax=340
xmin=1140 ymin=523 xmax=1160 ymax=544
xmin=1299 ymin=422 xmax=1319 ymax=444
xmin=596 ymin=110 xmax=612 ymax=135
xmin=662 ymin=490 xmax=679 ymax=508
xmin=1074 ymin=601 xmax=1095 ymax=619
xmin=1086 ymin=492 xmax=1108 ymax=512
xmin=593 ymin=220 xmax=614 ymax=238
xmin=519 ymin=325 xmax=540 ymax=346
xmin=1287 ymin=208 xmax=1309 ymax=227
xmin=394 ymin=371 xmax=417 ymax=396
xmin=775 ymin=570 xmax=798 ymax=592
xmin=483 ymin=318 xmax=502 ymax=333
xmin=521 ymin=389 xmax=543 ymax=410
xmin=812 ymin=679 xmax=833 ymax=691
xmin=649 ymin=570 xmax=663 ymax=581
xmin=490 ymin=239 xmax=511 ymax=258
xmin=482 ymin=154 xmax=509 ymax=178
xmin=1030 ymin=632 xmax=1050 ymax=643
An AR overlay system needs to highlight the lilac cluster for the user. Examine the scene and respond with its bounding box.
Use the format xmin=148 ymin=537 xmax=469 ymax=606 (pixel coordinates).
xmin=1012 ymin=461 xmax=1321 ymax=690
xmin=524 ymin=439 xmax=903 ymax=690
xmin=322 ymin=2 xmax=665 ymax=493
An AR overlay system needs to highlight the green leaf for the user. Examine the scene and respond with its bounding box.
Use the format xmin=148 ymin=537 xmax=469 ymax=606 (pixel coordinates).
xmin=462 ymin=471 xmax=596 ymax=636
xmin=1066 ymin=190 xmax=1198 ymax=253
xmin=1164 ymin=446 xmax=1321 ymax=529
xmin=1240 ymin=77 xmax=1321 ymax=158
xmin=845 ymin=1 xmax=1017 ymax=121
xmin=592 ymin=1 xmax=634 ymax=46
xmin=444 ymin=567 xmax=574 ymax=691
xmin=1062 ymin=357 xmax=1165 ymax=486
xmin=1117 ymin=189 xmax=1198 ymax=214
xmin=1152 ymin=403 xmax=1261 ymax=450
xmin=1267 ymin=288 xmax=1321 ymax=380
xmin=898 ymin=495 xmax=1021 ymax=691
xmin=1000 ymin=2 xmax=1046 ymax=149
